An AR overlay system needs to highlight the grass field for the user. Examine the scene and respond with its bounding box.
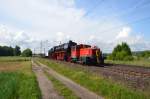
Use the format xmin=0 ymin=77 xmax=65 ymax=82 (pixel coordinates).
xmin=0 ymin=56 xmax=31 ymax=62
xmin=45 ymin=71 xmax=79 ymax=99
xmin=105 ymin=59 xmax=150 ymax=67
xmin=37 ymin=58 xmax=150 ymax=99
xmin=0 ymin=57 xmax=41 ymax=99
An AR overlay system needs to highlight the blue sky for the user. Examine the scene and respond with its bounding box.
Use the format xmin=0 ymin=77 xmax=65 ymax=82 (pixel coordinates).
xmin=0 ymin=0 xmax=149 ymax=53
xmin=75 ymin=0 xmax=150 ymax=40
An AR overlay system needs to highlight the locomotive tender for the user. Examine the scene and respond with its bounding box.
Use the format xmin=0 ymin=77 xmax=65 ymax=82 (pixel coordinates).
xmin=48 ymin=40 xmax=104 ymax=66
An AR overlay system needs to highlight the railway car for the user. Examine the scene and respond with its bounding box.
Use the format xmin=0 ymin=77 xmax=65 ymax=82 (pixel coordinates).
xmin=48 ymin=40 xmax=104 ymax=66
xmin=48 ymin=40 xmax=77 ymax=61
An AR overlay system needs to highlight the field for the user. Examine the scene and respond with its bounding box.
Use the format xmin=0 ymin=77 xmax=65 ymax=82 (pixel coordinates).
xmin=0 ymin=57 xmax=41 ymax=99
xmin=37 ymin=58 xmax=150 ymax=99
xmin=1 ymin=56 xmax=150 ymax=99
xmin=0 ymin=56 xmax=31 ymax=62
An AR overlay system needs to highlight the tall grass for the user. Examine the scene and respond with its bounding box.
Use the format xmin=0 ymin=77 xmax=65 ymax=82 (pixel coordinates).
xmin=38 ymin=58 xmax=150 ymax=99
xmin=0 ymin=57 xmax=41 ymax=99
xmin=0 ymin=72 xmax=18 ymax=99
xmin=0 ymin=72 xmax=41 ymax=99
xmin=18 ymin=73 xmax=41 ymax=99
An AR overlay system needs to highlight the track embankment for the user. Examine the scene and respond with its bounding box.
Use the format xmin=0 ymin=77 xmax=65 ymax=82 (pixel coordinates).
xmin=56 ymin=61 xmax=150 ymax=92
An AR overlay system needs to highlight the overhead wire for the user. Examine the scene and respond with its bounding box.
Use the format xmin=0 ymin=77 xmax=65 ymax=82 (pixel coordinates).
xmin=110 ymin=0 xmax=150 ymax=20
xmin=97 ymin=15 xmax=150 ymax=34
xmin=84 ymin=0 xmax=105 ymax=17
xmin=84 ymin=0 xmax=150 ymax=34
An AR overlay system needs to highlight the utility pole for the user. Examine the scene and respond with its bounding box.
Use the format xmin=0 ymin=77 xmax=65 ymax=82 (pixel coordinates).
xmin=44 ymin=48 xmax=45 ymax=56
xmin=34 ymin=48 xmax=35 ymax=57
xmin=45 ymin=40 xmax=49 ymax=56
xmin=40 ymin=41 xmax=43 ymax=55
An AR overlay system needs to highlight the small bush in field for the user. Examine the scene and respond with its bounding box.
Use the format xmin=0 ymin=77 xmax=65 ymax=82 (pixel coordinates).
xmin=108 ymin=42 xmax=133 ymax=61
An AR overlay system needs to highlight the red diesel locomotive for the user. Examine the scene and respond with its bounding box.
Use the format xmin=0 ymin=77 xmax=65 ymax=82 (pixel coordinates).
xmin=48 ymin=40 xmax=104 ymax=66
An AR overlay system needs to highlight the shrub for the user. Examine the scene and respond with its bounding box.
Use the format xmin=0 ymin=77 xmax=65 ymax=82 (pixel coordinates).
xmin=109 ymin=42 xmax=133 ymax=61
xmin=22 ymin=48 xmax=32 ymax=57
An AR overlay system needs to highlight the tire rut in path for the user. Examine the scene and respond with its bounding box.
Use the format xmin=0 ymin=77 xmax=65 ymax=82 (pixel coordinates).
xmin=38 ymin=61 xmax=104 ymax=99
xmin=32 ymin=62 xmax=63 ymax=99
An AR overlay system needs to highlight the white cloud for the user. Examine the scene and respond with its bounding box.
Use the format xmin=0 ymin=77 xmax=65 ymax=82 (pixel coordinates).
xmin=116 ymin=27 xmax=131 ymax=39
xmin=0 ymin=0 xmax=149 ymax=53
xmin=0 ymin=25 xmax=36 ymax=50
xmin=114 ymin=27 xmax=143 ymax=45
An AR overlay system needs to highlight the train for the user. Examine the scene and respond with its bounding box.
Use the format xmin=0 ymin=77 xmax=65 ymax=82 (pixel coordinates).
xmin=48 ymin=40 xmax=104 ymax=66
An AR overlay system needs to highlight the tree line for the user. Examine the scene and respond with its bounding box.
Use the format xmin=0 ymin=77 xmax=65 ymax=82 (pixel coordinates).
xmin=0 ymin=45 xmax=32 ymax=57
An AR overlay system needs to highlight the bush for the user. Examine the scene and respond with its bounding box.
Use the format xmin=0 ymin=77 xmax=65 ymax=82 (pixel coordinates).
xmin=109 ymin=42 xmax=133 ymax=61
xmin=22 ymin=49 xmax=32 ymax=57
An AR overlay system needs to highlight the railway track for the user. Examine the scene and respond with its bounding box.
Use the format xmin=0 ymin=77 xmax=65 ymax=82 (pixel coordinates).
xmin=57 ymin=60 xmax=150 ymax=79
xmin=57 ymin=61 xmax=150 ymax=90
xmin=102 ymin=65 xmax=150 ymax=78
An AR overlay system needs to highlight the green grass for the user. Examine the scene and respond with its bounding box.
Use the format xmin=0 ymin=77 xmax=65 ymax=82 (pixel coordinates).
xmin=45 ymin=71 xmax=79 ymax=99
xmin=0 ymin=72 xmax=41 ymax=99
xmin=37 ymin=58 xmax=150 ymax=99
xmin=0 ymin=57 xmax=41 ymax=99
xmin=0 ymin=72 xmax=18 ymax=99
xmin=105 ymin=59 xmax=150 ymax=67
xmin=18 ymin=72 xmax=41 ymax=99
xmin=0 ymin=56 xmax=31 ymax=62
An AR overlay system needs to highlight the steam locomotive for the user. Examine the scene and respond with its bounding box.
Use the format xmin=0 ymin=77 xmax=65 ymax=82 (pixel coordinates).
xmin=48 ymin=40 xmax=104 ymax=66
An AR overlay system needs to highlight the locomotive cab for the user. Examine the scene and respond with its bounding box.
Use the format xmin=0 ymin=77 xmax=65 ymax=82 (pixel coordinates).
xmin=79 ymin=47 xmax=104 ymax=65
xmin=71 ymin=44 xmax=104 ymax=66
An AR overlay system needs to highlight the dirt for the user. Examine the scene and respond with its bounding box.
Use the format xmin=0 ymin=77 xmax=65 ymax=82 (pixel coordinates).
xmin=38 ymin=62 xmax=103 ymax=99
xmin=0 ymin=62 xmax=21 ymax=71
xmin=32 ymin=62 xmax=63 ymax=99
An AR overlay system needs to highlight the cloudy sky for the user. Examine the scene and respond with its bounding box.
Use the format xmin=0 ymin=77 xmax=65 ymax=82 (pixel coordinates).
xmin=0 ymin=0 xmax=150 ymax=53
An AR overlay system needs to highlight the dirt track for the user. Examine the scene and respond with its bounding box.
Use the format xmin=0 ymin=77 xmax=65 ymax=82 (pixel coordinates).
xmin=37 ymin=62 xmax=103 ymax=99
xmin=32 ymin=62 xmax=63 ymax=99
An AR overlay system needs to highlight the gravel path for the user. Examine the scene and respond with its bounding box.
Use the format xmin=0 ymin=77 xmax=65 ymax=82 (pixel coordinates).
xmin=37 ymin=62 xmax=103 ymax=99
xmin=32 ymin=62 xmax=63 ymax=99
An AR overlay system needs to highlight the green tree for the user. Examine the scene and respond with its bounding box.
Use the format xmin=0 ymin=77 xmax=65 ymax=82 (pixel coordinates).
xmin=121 ymin=42 xmax=132 ymax=55
xmin=22 ymin=48 xmax=32 ymax=57
xmin=0 ymin=46 xmax=14 ymax=56
xmin=109 ymin=42 xmax=133 ymax=61
xmin=13 ymin=45 xmax=21 ymax=56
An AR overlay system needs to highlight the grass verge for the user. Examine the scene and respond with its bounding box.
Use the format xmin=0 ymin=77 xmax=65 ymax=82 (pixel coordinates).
xmin=38 ymin=58 xmax=150 ymax=99
xmin=44 ymin=71 xmax=79 ymax=99
xmin=105 ymin=60 xmax=150 ymax=68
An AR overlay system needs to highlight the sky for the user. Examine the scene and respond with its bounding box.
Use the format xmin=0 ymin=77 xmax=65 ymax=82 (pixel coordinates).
xmin=0 ymin=0 xmax=150 ymax=53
